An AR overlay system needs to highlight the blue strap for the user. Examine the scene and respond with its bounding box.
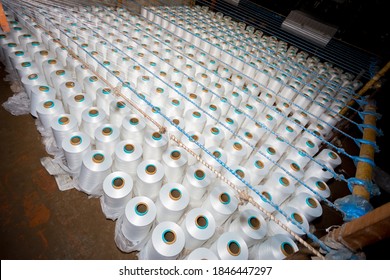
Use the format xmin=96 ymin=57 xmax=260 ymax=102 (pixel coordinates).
xmin=356 ymin=97 xmax=368 ymax=107
xmin=346 ymin=177 xmax=381 ymax=198
xmin=350 ymin=156 xmax=376 ymax=167
xmin=353 ymin=138 xmax=380 ymax=152
xmin=358 ymin=123 xmax=384 ymax=136
xmin=358 ymin=110 xmax=382 ymax=120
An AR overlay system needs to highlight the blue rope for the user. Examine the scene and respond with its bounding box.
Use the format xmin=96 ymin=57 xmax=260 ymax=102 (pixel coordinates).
xmin=346 ymin=177 xmax=378 ymax=197
xmin=358 ymin=124 xmax=384 ymax=136
xmin=350 ymin=156 xmax=376 ymax=168
xmin=353 ymin=138 xmax=380 ymax=152
xmin=358 ymin=110 xmax=382 ymax=121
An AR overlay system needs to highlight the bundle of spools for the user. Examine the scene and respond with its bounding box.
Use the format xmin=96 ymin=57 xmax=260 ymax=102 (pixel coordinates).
xmin=0 ymin=1 xmax=353 ymax=260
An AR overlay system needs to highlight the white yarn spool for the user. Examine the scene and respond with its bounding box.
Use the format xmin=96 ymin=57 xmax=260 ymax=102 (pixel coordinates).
xmin=18 ymin=34 xmax=35 ymax=51
xmin=2 ymin=42 xmax=21 ymax=69
xmin=219 ymin=116 xmax=238 ymax=144
xmin=96 ymin=87 xmax=115 ymax=116
xmin=75 ymin=65 xmax=93 ymax=90
xmin=50 ymin=114 xmax=79 ymax=148
xmin=30 ymin=85 xmax=56 ymax=117
xmin=211 ymin=96 xmax=231 ymax=117
xmin=263 ymin=134 xmax=289 ymax=156
xmin=301 ymin=128 xmax=324 ymax=147
xmin=276 ymin=124 xmax=299 ymax=143
xmin=203 ymin=103 xmax=222 ymax=127
xmin=249 ymin=234 xmax=298 ymax=260
xmin=186 ymin=248 xmax=219 ymax=260
xmin=294 ymin=136 xmax=320 ymax=158
xmin=294 ymin=177 xmax=331 ymax=201
xmin=182 ymin=166 xmax=211 ymax=207
xmin=195 ymin=72 xmax=211 ymax=87
xmin=202 ymin=185 xmax=239 ymax=227
xmin=136 ymin=75 xmax=154 ymax=96
xmin=168 ymin=81 xmax=187 ymax=100
xmin=26 ymin=41 xmax=44 ymax=58
xmin=55 ymin=46 xmax=68 ymax=67
xmin=78 ymin=150 xmax=113 ymax=195
xmin=95 ymin=124 xmax=121 ymax=156
xmin=142 ymin=221 xmax=185 ymax=260
xmin=143 ymin=131 xmax=168 ymax=161
xmin=65 ymin=55 xmax=83 ymax=77
xmin=209 ymin=232 xmax=248 ymax=260
xmin=202 ymin=125 xmax=225 ymax=148
xmin=195 ymin=87 xmax=212 ymax=106
xmin=228 ymin=209 xmax=268 ymax=247
xmin=226 ymin=91 xmax=243 ymax=109
xmin=42 ymin=59 xmax=64 ymax=86
xmin=276 ymin=159 xmax=305 ymax=186
xmin=121 ymin=114 xmax=146 ymax=145
xmin=240 ymin=187 xmax=277 ymax=218
xmin=67 ymin=93 xmax=93 ymax=125
xmin=240 ymin=103 xmax=258 ymax=128
xmin=180 ymin=132 xmax=205 ymax=165
xmin=149 ymin=87 xmax=168 ymax=108
xmin=80 ymin=107 xmax=107 ymax=142
xmin=181 ymin=208 xmax=216 ymax=251
xmin=62 ymin=131 xmax=91 ymax=174
xmin=263 ymin=171 xmax=295 ymax=205
xmin=83 ymin=75 xmax=104 ymax=102
xmin=102 ymin=171 xmax=133 ymax=209
xmin=284 ymin=193 xmax=322 ymax=222
xmin=163 ymin=116 xmax=185 ymax=141
xmin=121 ymin=196 xmax=156 ymax=243
xmin=267 ymin=206 xmax=309 ymax=240
xmin=165 ymin=98 xmax=185 ymax=117
xmin=209 ymin=81 xmax=225 ymax=97
xmin=156 ymin=183 xmax=189 ymax=223
xmin=127 ymin=64 xmax=144 ymax=83
xmin=59 ymin=81 xmax=83 ymax=112
xmin=303 ymin=160 xmax=335 ymax=182
xmin=220 ymin=165 xmax=252 ymax=192
xmin=244 ymin=154 xmax=273 ymax=186
xmin=113 ymin=140 xmax=143 ymax=177
xmin=36 ymin=99 xmax=65 ymax=131
xmin=109 ymin=100 xmax=131 ymax=128
xmin=314 ymin=149 xmax=342 ymax=169
xmin=162 ymin=147 xmax=188 ymax=183
xmin=183 ymin=93 xmax=203 ymax=115
xmin=184 ymin=109 xmax=207 ymax=133
xmin=49 ymin=70 xmax=71 ymax=98
xmin=223 ymin=140 xmax=248 ymax=166
xmin=9 ymin=50 xmax=29 ymax=69
xmin=200 ymin=146 xmax=227 ymax=174
xmin=257 ymin=143 xmax=281 ymax=166
xmin=135 ymin=160 xmax=165 ymax=201
xmin=16 ymin=62 xmax=40 ymax=80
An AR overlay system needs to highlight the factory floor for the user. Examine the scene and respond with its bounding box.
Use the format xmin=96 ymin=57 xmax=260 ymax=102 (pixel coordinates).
xmin=0 ymin=63 xmax=388 ymax=260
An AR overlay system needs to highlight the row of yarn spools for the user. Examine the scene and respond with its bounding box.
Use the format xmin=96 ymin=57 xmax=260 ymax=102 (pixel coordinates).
xmin=140 ymin=5 xmax=362 ymax=94
xmin=0 ymin=2 xmax=338 ymax=260
xmin=23 ymin=3 xmax=346 ymax=170
xmin=32 ymin=3 xmax=356 ymax=131
xmin=16 ymin=2 xmax=344 ymax=196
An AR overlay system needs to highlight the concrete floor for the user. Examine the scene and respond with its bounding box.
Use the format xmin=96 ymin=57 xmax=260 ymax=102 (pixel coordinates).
xmin=0 ymin=62 xmax=388 ymax=260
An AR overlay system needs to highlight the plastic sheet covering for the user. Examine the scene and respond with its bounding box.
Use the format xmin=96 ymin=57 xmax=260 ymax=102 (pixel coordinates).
xmin=114 ymin=211 xmax=155 ymax=253
xmin=2 ymin=90 xmax=30 ymax=116
xmin=334 ymin=194 xmax=373 ymax=221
